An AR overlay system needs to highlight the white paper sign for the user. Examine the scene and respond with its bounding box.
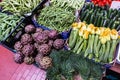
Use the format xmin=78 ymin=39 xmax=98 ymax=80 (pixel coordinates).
xmin=110 ymin=1 xmax=120 ymax=10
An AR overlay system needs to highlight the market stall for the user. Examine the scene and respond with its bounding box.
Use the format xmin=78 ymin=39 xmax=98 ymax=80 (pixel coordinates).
xmin=0 ymin=0 xmax=120 ymax=80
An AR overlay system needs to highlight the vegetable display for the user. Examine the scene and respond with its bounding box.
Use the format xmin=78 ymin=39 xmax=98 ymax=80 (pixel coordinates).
xmin=37 ymin=5 xmax=75 ymax=32
xmin=51 ymin=0 xmax=85 ymax=10
xmin=47 ymin=50 xmax=103 ymax=80
xmin=91 ymin=0 xmax=112 ymax=6
xmin=0 ymin=13 xmax=20 ymax=41
xmin=80 ymin=3 xmax=120 ymax=30
xmin=68 ymin=22 xmax=120 ymax=63
xmin=0 ymin=0 xmax=41 ymax=15
xmin=13 ymin=24 xmax=65 ymax=70
xmin=37 ymin=0 xmax=85 ymax=32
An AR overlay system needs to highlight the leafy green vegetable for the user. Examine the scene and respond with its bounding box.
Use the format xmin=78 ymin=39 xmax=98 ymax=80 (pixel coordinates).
xmin=46 ymin=50 xmax=103 ymax=80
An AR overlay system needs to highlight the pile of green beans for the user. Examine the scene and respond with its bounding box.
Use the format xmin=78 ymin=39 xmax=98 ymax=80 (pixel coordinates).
xmin=37 ymin=5 xmax=75 ymax=32
xmin=51 ymin=0 xmax=85 ymax=10
xmin=0 ymin=0 xmax=41 ymax=15
xmin=0 ymin=13 xmax=20 ymax=41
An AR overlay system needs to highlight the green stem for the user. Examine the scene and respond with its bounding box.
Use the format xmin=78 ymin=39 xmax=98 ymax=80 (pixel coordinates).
xmin=84 ymin=35 xmax=92 ymax=57
xmin=73 ymin=36 xmax=83 ymax=53
xmin=103 ymin=41 xmax=110 ymax=63
xmin=76 ymin=42 xmax=84 ymax=55
xmin=69 ymin=29 xmax=79 ymax=49
xmin=94 ymin=35 xmax=99 ymax=55
xmin=108 ymin=40 xmax=118 ymax=63
xmin=99 ymin=44 xmax=106 ymax=63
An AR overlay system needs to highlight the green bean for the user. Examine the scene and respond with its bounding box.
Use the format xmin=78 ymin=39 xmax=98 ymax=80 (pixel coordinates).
xmin=0 ymin=0 xmax=41 ymax=15
xmin=0 ymin=13 xmax=20 ymax=41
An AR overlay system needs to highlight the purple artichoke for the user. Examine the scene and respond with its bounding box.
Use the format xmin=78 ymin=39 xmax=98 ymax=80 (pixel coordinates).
xmin=22 ymin=44 xmax=35 ymax=56
xmin=48 ymin=30 xmax=58 ymax=39
xmin=36 ymin=28 xmax=43 ymax=33
xmin=35 ymin=53 xmax=43 ymax=63
xmin=14 ymin=41 xmax=23 ymax=51
xmin=14 ymin=52 xmax=24 ymax=64
xmin=39 ymin=56 xmax=52 ymax=69
xmin=42 ymin=30 xmax=50 ymax=36
xmin=21 ymin=34 xmax=33 ymax=45
xmin=25 ymin=24 xmax=36 ymax=33
xmin=24 ymin=56 xmax=34 ymax=65
xmin=35 ymin=33 xmax=48 ymax=44
xmin=53 ymin=39 xmax=64 ymax=50
xmin=38 ymin=44 xmax=51 ymax=55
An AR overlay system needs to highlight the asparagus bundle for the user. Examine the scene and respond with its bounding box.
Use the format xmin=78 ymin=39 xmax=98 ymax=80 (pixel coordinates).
xmin=69 ymin=22 xmax=120 ymax=63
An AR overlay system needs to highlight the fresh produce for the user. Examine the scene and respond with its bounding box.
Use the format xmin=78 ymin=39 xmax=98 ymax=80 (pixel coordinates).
xmin=48 ymin=30 xmax=58 ymax=40
xmin=14 ymin=52 xmax=24 ymax=64
xmin=79 ymin=3 xmax=120 ymax=30
xmin=92 ymin=0 xmax=112 ymax=6
xmin=34 ymin=32 xmax=49 ymax=44
xmin=13 ymin=24 xmax=65 ymax=67
xmin=24 ymin=56 xmax=34 ymax=65
xmin=39 ymin=56 xmax=52 ymax=70
xmin=53 ymin=39 xmax=65 ymax=50
xmin=51 ymin=0 xmax=85 ymax=10
xmin=25 ymin=24 xmax=36 ymax=33
xmin=0 ymin=0 xmax=41 ymax=15
xmin=38 ymin=44 xmax=51 ymax=55
xmin=68 ymin=22 xmax=120 ymax=63
xmin=14 ymin=41 xmax=23 ymax=51
xmin=21 ymin=33 xmax=33 ymax=45
xmin=22 ymin=44 xmax=35 ymax=56
xmin=0 ymin=13 xmax=20 ymax=41
xmin=37 ymin=4 xmax=75 ymax=32
xmin=46 ymin=50 xmax=103 ymax=80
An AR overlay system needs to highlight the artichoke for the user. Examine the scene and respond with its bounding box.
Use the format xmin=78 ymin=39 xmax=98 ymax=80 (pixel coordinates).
xmin=25 ymin=24 xmax=36 ymax=33
xmin=14 ymin=41 xmax=23 ymax=51
xmin=21 ymin=34 xmax=33 ymax=45
xmin=24 ymin=56 xmax=34 ymax=65
xmin=53 ymin=39 xmax=64 ymax=50
xmin=35 ymin=53 xmax=43 ymax=63
xmin=38 ymin=44 xmax=51 ymax=55
xmin=48 ymin=30 xmax=58 ymax=39
xmin=22 ymin=44 xmax=35 ymax=56
xmin=42 ymin=30 xmax=50 ymax=36
xmin=39 ymin=56 xmax=52 ymax=69
xmin=14 ymin=52 xmax=24 ymax=64
xmin=35 ymin=33 xmax=49 ymax=44
xmin=36 ymin=28 xmax=43 ymax=33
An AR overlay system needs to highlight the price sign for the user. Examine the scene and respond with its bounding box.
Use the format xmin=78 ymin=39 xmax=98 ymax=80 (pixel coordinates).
xmin=110 ymin=1 xmax=120 ymax=10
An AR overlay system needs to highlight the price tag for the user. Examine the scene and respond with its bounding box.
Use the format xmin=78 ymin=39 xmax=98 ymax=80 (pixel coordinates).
xmin=110 ymin=1 xmax=120 ymax=10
